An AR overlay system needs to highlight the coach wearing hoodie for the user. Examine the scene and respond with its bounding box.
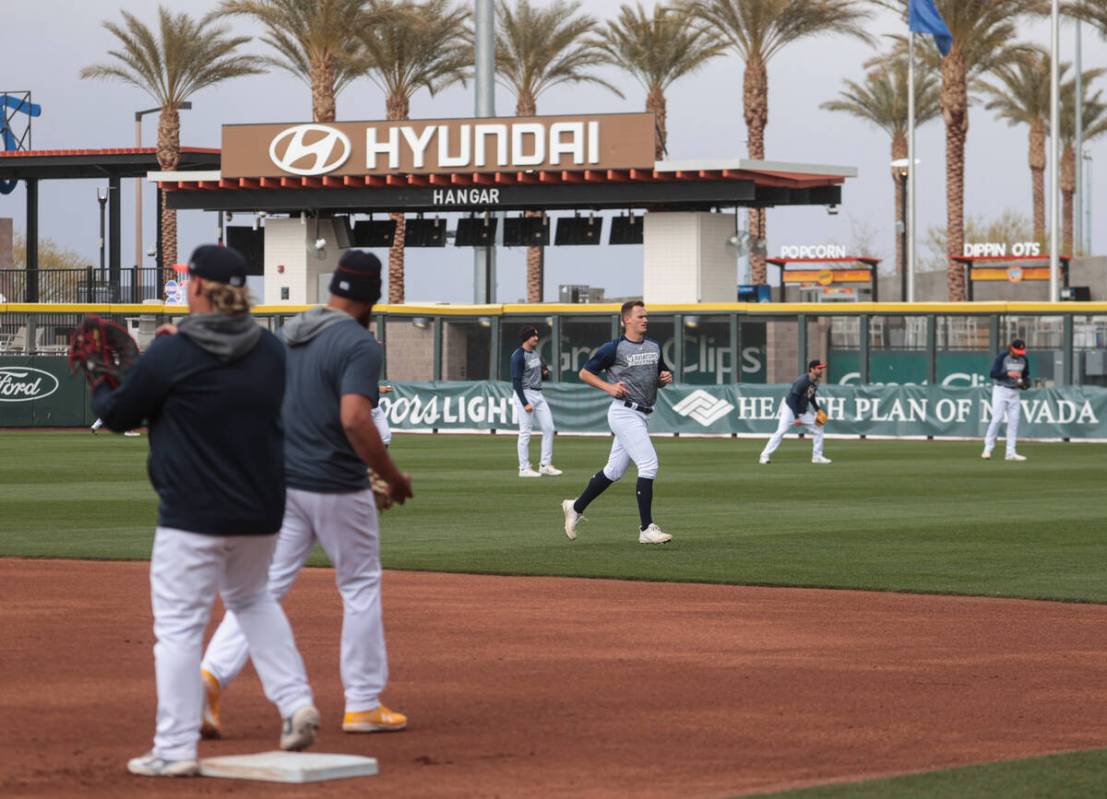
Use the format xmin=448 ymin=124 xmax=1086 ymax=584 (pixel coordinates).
xmin=93 ymin=245 xmax=318 ymax=777
xmin=201 ymin=249 xmax=413 ymax=740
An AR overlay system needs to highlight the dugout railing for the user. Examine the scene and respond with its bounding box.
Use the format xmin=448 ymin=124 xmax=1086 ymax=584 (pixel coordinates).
xmin=1 ymin=301 xmax=1106 ymax=388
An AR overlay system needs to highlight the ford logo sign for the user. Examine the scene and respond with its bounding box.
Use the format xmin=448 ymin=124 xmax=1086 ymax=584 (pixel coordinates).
xmin=268 ymin=124 xmax=352 ymax=176
xmin=0 ymin=367 xmax=61 ymax=402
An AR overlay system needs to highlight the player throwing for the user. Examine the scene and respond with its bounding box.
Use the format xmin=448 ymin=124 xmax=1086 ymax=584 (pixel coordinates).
xmin=511 ymin=325 xmax=560 ymax=477
xmin=982 ymin=337 xmax=1030 ymax=461
xmin=759 ymin=360 xmax=831 ymax=464
xmin=561 ymin=301 xmax=672 ymax=545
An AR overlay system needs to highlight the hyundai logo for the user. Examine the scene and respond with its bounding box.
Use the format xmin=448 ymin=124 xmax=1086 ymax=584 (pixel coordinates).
xmin=268 ymin=124 xmax=352 ymax=176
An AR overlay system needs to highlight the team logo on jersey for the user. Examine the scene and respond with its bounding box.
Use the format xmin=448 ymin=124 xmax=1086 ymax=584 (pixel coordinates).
xmin=269 ymin=124 xmax=352 ymax=175
xmin=672 ymin=389 xmax=734 ymax=427
xmin=0 ymin=367 xmax=60 ymax=402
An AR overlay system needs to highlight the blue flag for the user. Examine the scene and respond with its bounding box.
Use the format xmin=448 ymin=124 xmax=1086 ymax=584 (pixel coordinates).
xmin=909 ymin=0 xmax=953 ymax=56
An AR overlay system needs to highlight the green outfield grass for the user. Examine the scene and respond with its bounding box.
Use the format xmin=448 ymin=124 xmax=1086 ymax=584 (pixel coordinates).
xmin=1 ymin=431 xmax=1104 ymax=602
xmin=760 ymin=746 xmax=1107 ymax=798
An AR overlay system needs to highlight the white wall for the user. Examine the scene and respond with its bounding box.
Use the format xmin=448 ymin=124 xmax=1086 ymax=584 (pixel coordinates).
xmin=643 ymin=212 xmax=737 ymax=304
xmin=263 ymin=217 xmax=343 ymax=305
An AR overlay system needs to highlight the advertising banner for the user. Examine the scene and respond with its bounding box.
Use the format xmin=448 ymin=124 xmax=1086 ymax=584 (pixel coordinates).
xmin=0 ymin=357 xmax=93 ymax=427
xmin=379 ymin=381 xmax=1107 ymax=440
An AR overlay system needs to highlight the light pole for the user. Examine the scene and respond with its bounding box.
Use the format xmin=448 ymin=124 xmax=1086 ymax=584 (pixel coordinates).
xmin=891 ymin=158 xmax=914 ymax=302
xmin=97 ymin=186 xmax=108 ymax=276
xmin=135 ymin=102 xmax=191 ymax=273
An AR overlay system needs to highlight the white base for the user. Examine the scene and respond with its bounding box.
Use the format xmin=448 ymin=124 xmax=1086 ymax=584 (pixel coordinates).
xmin=199 ymin=751 xmax=379 ymax=783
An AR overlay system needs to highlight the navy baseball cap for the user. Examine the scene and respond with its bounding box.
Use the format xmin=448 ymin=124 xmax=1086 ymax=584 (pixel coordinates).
xmin=808 ymin=359 xmax=826 ymax=370
xmin=188 ymin=245 xmax=247 ymax=287
xmin=1010 ymin=338 xmax=1026 ymax=355
xmin=519 ymin=325 xmax=541 ymax=342
xmin=330 ymin=250 xmax=382 ymax=304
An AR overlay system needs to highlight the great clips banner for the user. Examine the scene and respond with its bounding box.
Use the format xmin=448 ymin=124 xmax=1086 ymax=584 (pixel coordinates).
xmin=378 ymin=382 xmax=1107 ymax=440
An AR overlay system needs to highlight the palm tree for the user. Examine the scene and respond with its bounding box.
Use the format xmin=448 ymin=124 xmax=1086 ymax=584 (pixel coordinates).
xmin=355 ymin=0 xmax=471 ymax=304
xmin=822 ymin=49 xmax=940 ymax=279
xmin=1061 ymin=80 xmax=1107 ymax=255
xmin=871 ymin=1 xmax=1042 ymax=300
xmin=218 ymin=0 xmax=376 ymax=123
xmin=684 ymin=0 xmax=874 ymax=285
xmin=599 ymin=2 xmax=726 ymax=160
xmin=977 ymin=48 xmax=1054 ymax=244
xmin=1069 ymin=0 xmax=1107 ymax=32
xmin=497 ymin=0 xmax=622 ymax=303
xmin=82 ymin=6 xmax=264 ymax=278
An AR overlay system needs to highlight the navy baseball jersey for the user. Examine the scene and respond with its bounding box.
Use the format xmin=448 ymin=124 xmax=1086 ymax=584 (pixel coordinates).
xmin=785 ymin=374 xmax=821 ymax=416
xmin=510 ymin=347 xmax=543 ymax=405
xmin=583 ymin=336 xmax=668 ymax=408
xmin=990 ymin=351 xmax=1029 ymax=388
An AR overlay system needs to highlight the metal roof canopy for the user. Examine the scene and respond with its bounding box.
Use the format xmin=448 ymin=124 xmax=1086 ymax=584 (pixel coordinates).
xmin=0 ymin=147 xmax=221 ymax=301
xmin=155 ymin=158 xmax=854 ymax=215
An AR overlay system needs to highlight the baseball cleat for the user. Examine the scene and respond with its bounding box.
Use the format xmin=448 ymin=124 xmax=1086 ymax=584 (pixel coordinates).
xmin=342 ymin=705 xmax=407 ymax=733
xmin=539 ymin=464 xmax=563 ymax=476
xmin=811 ymin=455 xmax=833 ymax=464
xmin=200 ymin=669 xmax=222 ymax=740
xmin=1005 ymin=453 xmax=1027 ymax=461
xmin=519 ymin=467 xmax=542 ymax=478
xmin=280 ymin=705 xmax=320 ymax=751
xmin=561 ymin=499 xmax=583 ymax=540
xmin=638 ymin=524 xmax=672 ymax=545
xmin=126 ymin=751 xmax=200 ymax=778
xmin=981 ymin=451 xmax=992 ymax=460
xmin=758 ymin=455 xmax=770 ymax=464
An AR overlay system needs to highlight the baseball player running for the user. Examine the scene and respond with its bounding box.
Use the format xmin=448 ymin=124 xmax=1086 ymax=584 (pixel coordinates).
xmin=982 ymin=337 xmax=1030 ymax=461
xmin=511 ymin=325 xmax=561 ymax=477
xmin=89 ymin=245 xmax=319 ymax=777
xmin=759 ymin=360 xmax=831 ymax=464
xmin=201 ymin=250 xmax=413 ymax=740
xmin=561 ymin=300 xmax=673 ymax=545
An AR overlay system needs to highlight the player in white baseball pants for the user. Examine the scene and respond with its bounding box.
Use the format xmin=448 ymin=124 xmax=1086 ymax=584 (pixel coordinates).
xmin=761 ymin=405 xmax=825 ymax=461
xmin=982 ymin=338 xmax=1030 ymax=461
xmin=201 ymin=490 xmax=387 ymax=716
xmin=372 ymin=385 xmax=393 ymax=446
xmin=511 ymin=326 xmax=560 ymax=477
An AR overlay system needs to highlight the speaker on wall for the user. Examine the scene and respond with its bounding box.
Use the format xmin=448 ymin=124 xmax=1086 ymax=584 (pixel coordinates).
xmin=404 ymin=218 xmax=447 ymax=247
xmin=504 ymin=215 xmax=550 ymax=247
xmin=352 ymin=219 xmax=397 ymax=247
xmin=609 ymin=215 xmax=643 ymax=245
xmin=554 ymin=216 xmax=602 ymax=246
xmin=226 ymin=227 xmax=265 ymax=275
xmin=455 ymin=217 xmax=499 ymax=247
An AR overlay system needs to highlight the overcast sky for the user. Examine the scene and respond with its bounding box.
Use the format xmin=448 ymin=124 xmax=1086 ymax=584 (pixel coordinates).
xmin=2 ymin=0 xmax=1104 ymax=302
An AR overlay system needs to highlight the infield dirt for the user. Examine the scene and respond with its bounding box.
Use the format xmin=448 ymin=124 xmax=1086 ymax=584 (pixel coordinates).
xmin=3 ymin=559 xmax=1107 ymax=798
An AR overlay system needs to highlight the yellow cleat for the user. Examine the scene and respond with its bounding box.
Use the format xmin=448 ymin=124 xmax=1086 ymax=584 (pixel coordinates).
xmin=342 ymin=705 xmax=407 ymax=733
xmin=200 ymin=669 xmax=222 ymax=739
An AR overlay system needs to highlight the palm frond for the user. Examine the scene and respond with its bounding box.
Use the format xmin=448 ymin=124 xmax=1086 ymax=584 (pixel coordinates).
xmin=81 ymin=4 xmax=265 ymax=107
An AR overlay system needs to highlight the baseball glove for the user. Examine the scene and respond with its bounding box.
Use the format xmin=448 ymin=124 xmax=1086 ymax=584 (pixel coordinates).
xmin=1017 ymin=378 xmax=1030 ymax=390
xmin=369 ymin=469 xmax=393 ymax=510
xmin=67 ymin=315 xmax=139 ymax=390
xmin=815 ymin=409 xmax=828 ymax=426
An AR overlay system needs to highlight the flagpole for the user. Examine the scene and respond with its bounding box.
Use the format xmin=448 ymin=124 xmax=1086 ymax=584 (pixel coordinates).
xmin=907 ymin=31 xmax=916 ymax=304
xmin=1049 ymin=0 xmax=1060 ymax=302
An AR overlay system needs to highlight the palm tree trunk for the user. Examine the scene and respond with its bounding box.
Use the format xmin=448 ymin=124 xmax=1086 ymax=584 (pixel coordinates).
xmin=517 ymin=93 xmax=544 ymax=303
xmin=1029 ymin=120 xmax=1046 ymax=245
xmin=387 ymin=94 xmax=411 ymax=304
xmin=1061 ymin=144 xmax=1076 ymax=256
xmin=310 ymin=56 xmax=337 ymax=123
xmin=157 ymin=106 xmax=181 ymax=279
xmin=743 ymin=55 xmax=768 ymax=285
xmin=891 ymin=133 xmax=907 ymax=279
xmin=940 ymin=49 xmax=968 ymax=301
xmin=646 ymin=85 xmax=667 ymax=161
